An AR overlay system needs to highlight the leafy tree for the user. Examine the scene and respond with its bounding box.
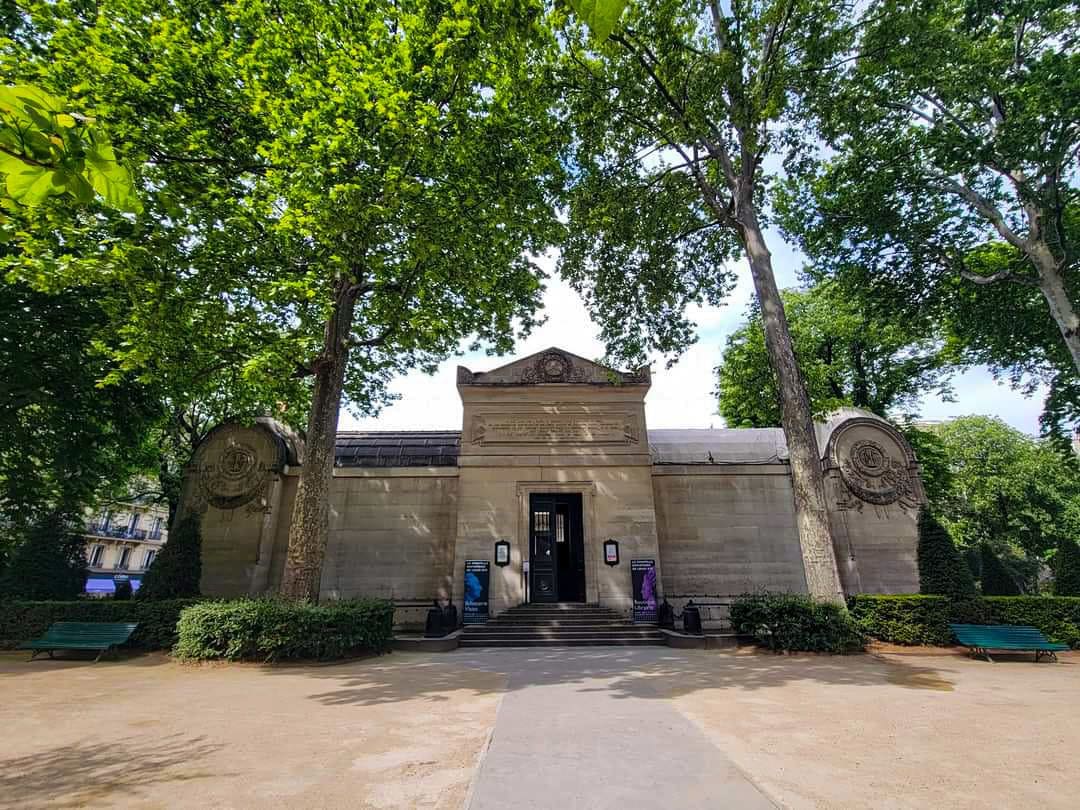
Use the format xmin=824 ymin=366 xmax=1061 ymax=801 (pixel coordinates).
xmin=917 ymin=507 xmax=976 ymax=599
xmin=0 ymin=511 xmax=87 ymax=599
xmin=559 ymin=0 xmax=854 ymax=601
xmin=781 ymin=0 xmax=1080 ymax=382
xmin=898 ymin=421 xmax=953 ymax=508
xmin=9 ymin=0 xmax=565 ymax=601
xmin=0 ymin=282 xmax=164 ymax=527
xmin=0 ymin=83 xmax=140 ymax=211
xmin=936 ymin=228 xmax=1080 ymax=442
xmin=1053 ymin=539 xmax=1080 ymax=596
xmin=717 ymin=282 xmax=953 ymax=427
xmin=138 ymin=514 xmax=201 ymax=600
xmin=979 ymin=543 xmax=1022 ymax=596
xmin=929 ymin=416 xmax=1080 ymax=559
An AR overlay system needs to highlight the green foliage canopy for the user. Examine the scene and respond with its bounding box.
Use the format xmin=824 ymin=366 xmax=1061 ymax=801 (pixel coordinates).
xmin=0 ymin=512 xmax=87 ymax=600
xmin=7 ymin=0 xmax=564 ymax=406
xmin=716 ymin=282 xmax=954 ymax=427
xmin=780 ymin=0 xmax=1080 ymax=404
xmin=558 ymin=0 xmax=854 ymax=366
xmin=928 ymin=416 xmax=1080 ymax=558
xmin=0 ymin=84 xmax=140 ymax=211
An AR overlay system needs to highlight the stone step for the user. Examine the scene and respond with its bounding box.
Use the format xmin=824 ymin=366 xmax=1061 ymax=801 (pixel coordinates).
xmin=500 ymin=609 xmax=622 ymax=617
xmin=464 ymin=626 xmax=659 ymax=638
xmin=481 ymin=626 xmax=630 ymax=630
xmin=461 ymin=639 xmax=665 ymax=648
xmin=498 ymin=609 xmax=626 ymax=613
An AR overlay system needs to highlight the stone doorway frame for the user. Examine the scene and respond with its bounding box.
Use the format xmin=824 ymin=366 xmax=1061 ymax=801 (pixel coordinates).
xmin=516 ymin=481 xmax=598 ymax=605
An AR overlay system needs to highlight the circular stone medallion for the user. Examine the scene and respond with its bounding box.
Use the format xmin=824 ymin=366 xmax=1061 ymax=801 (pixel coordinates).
xmin=193 ymin=425 xmax=279 ymax=510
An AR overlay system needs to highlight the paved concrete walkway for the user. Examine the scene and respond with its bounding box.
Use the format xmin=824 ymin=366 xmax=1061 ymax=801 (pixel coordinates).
xmin=462 ymin=649 xmax=775 ymax=809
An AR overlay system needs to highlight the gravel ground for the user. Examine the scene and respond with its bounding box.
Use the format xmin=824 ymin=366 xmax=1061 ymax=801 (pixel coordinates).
xmin=1 ymin=645 xmax=1076 ymax=809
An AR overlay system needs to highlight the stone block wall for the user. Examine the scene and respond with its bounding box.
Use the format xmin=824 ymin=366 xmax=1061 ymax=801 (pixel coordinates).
xmin=652 ymin=466 xmax=808 ymax=612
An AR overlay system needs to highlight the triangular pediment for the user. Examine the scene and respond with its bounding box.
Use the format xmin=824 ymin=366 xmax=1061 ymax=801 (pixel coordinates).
xmin=457 ymin=347 xmax=649 ymax=386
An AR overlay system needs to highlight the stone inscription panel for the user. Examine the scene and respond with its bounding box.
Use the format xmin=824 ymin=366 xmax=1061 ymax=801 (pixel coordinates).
xmin=471 ymin=414 xmax=638 ymax=445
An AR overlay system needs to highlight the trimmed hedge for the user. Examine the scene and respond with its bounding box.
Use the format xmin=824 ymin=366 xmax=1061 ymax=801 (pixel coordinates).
xmin=174 ymin=598 xmax=394 ymax=662
xmin=0 ymin=599 xmax=202 ymax=650
xmin=849 ymin=594 xmax=1080 ymax=648
xmin=730 ymin=592 xmax=865 ymax=654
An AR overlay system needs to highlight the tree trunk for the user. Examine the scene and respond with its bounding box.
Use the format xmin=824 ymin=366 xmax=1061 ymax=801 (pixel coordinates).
xmin=279 ymin=282 xmax=358 ymax=601
xmin=1029 ymin=243 xmax=1080 ymax=375
xmin=741 ymin=213 xmax=845 ymax=603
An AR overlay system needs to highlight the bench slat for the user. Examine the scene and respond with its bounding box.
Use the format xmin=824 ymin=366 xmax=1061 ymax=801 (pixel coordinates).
xmin=18 ymin=622 xmax=140 ymax=659
xmin=948 ymin=623 xmax=1069 ymax=655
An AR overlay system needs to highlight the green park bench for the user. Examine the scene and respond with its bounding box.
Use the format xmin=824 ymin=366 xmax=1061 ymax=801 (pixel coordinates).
xmin=949 ymin=623 xmax=1069 ymax=663
xmin=19 ymin=622 xmax=139 ymax=662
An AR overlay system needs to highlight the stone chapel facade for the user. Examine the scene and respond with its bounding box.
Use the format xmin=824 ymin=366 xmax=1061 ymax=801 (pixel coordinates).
xmin=181 ymin=348 xmax=924 ymax=626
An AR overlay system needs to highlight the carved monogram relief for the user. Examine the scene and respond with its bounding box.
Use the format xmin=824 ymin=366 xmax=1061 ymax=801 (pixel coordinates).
xmin=458 ymin=349 xmax=649 ymax=386
xmin=192 ymin=426 xmax=278 ymax=510
xmin=835 ymin=435 xmax=919 ymax=515
xmin=519 ymin=350 xmax=591 ymax=383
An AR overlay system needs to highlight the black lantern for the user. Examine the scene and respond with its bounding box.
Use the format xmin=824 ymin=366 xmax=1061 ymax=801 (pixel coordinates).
xmin=603 ymin=538 xmax=620 ymax=566
xmin=494 ymin=539 xmax=510 ymax=566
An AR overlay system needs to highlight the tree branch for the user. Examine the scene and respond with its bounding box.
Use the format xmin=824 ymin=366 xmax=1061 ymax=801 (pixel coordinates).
xmin=928 ymin=172 xmax=1027 ymax=251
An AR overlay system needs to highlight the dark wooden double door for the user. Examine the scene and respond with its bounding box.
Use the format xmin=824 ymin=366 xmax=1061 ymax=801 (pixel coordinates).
xmin=529 ymin=493 xmax=585 ymax=603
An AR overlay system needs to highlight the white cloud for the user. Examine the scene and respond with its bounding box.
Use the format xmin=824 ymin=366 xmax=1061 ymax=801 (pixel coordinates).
xmin=341 ymin=250 xmax=1047 ymax=436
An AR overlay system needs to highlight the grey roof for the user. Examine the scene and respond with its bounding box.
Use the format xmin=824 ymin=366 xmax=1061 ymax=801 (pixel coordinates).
xmin=333 ymin=427 xmax=792 ymax=468
xmin=334 ymin=431 xmax=461 ymax=468
xmin=647 ymin=429 xmax=789 ymax=465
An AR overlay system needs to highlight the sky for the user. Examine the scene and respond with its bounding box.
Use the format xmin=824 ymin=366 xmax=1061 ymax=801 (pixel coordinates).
xmin=341 ymin=241 xmax=1047 ymax=436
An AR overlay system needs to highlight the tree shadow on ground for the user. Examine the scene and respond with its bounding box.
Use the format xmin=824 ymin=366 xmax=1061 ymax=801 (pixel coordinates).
xmin=0 ymin=733 xmax=226 ymax=809
xmin=266 ymin=646 xmax=968 ymax=708
xmin=0 ymin=650 xmax=173 ymax=678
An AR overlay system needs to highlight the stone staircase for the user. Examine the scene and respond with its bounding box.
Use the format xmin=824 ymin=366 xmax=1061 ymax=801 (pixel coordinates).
xmin=459 ymin=603 xmax=666 ymax=648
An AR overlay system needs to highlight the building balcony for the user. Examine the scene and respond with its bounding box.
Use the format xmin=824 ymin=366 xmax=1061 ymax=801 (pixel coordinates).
xmin=86 ymin=524 xmax=149 ymax=541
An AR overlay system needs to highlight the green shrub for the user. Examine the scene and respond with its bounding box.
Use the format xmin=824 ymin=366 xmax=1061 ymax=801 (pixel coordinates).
xmin=850 ymin=594 xmax=1080 ymax=648
xmin=137 ymin=514 xmax=202 ymax=600
xmin=729 ymin=592 xmax=865 ymax=654
xmin=0 ymin=514 xmax=86 ymax=600
xmin=174 ymin=598 xmax=395 ymax=662
xmin=979 ymin=544 xmax=1021 ymax=595
xmin=1053 ymin=539 xmax=1080 ymax=596
xmin=0 ymin=599 xmax=202 ymax=649
xmin=848 ymin=594 xmax=954 ymax=645
xmin=917 ymin=508 xmax=976 ymax=599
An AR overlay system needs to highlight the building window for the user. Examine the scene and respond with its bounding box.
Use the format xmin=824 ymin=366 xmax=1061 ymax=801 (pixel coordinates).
xmin=89 ymin=545 xmax=105 ymax=567
xmin=143 ymin=550 xmax=157 ymax=569
xmin=128 ymin=513 xmax=140 ymax=532
xmin=116 ymin=547 xmax=131 ymax=570
xmin=150 ymin=517 xmax=162 ymax=539
xmin=98 ymin=511 xmax=111 ymax=531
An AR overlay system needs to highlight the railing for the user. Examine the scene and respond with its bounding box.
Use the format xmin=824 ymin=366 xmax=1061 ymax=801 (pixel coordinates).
xmin=86 ymin=524 xmax=149 ymax=540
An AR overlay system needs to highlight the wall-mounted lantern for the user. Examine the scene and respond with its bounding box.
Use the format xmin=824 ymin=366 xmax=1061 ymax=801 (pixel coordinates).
xmin=603 ymin=538 xmax=620 ymax=566
xmin=494 ymin=539 xmax=511 ymax=567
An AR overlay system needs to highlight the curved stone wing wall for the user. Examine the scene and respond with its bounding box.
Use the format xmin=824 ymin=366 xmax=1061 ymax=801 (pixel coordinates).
xmin=822 ymin=414 xmax=924 ymax=594
xmin=180 ymin=419 xmax=298 ymax=596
